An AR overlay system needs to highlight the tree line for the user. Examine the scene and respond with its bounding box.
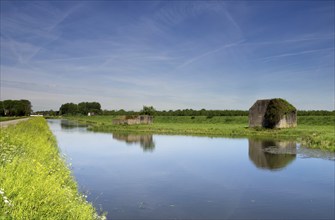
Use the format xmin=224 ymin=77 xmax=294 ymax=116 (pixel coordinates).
xmin=0 ymin=100 xmax=32 ymax=116
xmin=297 ymin=110 xmax=335 ymax=116
xmin=102 ymin=108 xmax=248 ymax=117
xmin=55 ymin=103 xmax=335 ymax=117
xmin=100 ymin=108 xmax=335 ymax=117
xmin=4 ymin=100 xmax=332 ymax=117
xmin=59 ymin=102 xmax=102 ymax=115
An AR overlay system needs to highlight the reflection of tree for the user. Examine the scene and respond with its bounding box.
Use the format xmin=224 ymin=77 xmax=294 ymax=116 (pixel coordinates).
xmin=113 ymin=133 xmax=155 ymax=152
xmin=248 ymin=139 xmax=296 ymax=171
xmin=60 ymin=120 xmax=86 ymax=129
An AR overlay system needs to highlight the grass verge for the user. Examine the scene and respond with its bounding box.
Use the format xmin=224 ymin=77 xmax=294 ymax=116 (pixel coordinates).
xmin=0 ymin=117 xmax=104 ymax=219
xmin=65 ymin=115 xmax=335 ymax=152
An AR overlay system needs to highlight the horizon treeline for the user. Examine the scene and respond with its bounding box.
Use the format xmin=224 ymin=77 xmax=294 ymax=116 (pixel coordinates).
xmin=100 ymin=109 xmax=334 ymax=116
xmin=33 ymin=102 xmax=334 ymax=117
xmin=59 ymin=102 xmax=102 ymax=115
xmin=102 ymin=109 xmax=249 ymax=116
xmin=0 ymin=100 xmax=333 ymax=117
xmin=0 ymin=99 xmax=32 ymax=116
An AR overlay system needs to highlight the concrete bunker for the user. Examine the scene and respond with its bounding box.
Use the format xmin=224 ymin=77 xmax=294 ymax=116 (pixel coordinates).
xmin=112 ymin=115 xmax=153 ymax=125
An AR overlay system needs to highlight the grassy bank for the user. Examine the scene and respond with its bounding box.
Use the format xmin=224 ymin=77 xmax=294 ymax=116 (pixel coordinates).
xmin=0 ymin=118 xmax=104 ymax=219
xmin=65 ymin=115 xmax=335 ymax=152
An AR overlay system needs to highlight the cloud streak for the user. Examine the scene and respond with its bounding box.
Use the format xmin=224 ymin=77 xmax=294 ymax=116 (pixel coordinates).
xmin=1 ymin=2 xmax=81 ymax=64
xmin=177 ymin=40 xmax=245 ymax=69
xmin=259 ymin=48 xmax=334 ymax=62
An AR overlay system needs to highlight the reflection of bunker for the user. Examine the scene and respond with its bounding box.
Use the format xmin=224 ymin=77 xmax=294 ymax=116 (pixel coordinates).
xmin=113 ymin=133 xmax=155 ymax=152
xmin=248 ymin=139 xmax=297 ymax=171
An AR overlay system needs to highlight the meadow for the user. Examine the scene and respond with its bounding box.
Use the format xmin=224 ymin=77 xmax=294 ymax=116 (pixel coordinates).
xmin=65 ymin=115 xmax=335 ymax=152
xmin=0 ymin=118 xmax=104 ymax=219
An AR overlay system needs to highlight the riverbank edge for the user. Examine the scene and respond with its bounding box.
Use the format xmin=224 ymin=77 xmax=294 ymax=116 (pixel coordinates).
xmin=0 ymin=118 xmax=105 ymax=219
xmin=0 ymin=116 xmax=28 ymax=122
xmin=62 ymin=116 xmax=334 ymax=152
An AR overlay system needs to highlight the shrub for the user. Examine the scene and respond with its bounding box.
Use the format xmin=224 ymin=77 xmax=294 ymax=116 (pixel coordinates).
xmin=264 ymin=98 xmax=296 ymax=128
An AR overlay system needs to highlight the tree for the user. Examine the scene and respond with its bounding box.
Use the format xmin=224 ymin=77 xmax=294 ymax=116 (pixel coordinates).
xmin=78 ymin=102 xmax=102 ymax=115
xmin=59 ymin=102 xmax=102 ymax=115
xmin=59 ymin=103 xmax=78 ymax=115
xmin=0 ymin=99 xmax=32 ymax=116
xmin=140 ymin=106 xmax=156 ymax=116
xmin=20 ymin=99 xmax=32 ymax=116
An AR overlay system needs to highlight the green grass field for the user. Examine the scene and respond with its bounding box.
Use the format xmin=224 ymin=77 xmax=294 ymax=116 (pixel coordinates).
xmin=65 ymin=115 xmax=335 ymax=152
xmin=0 ymin=118 xmax=104 ymax=219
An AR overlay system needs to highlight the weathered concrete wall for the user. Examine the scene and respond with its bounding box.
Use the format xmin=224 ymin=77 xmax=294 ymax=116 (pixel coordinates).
xmin=249 ymin=99 xmax=270 ymax=128
xmin=275 ymin=112 xmax=297 ymax=128
xmin=138 ymin=115 xmax=153 ymax=124
xmin=112 ymin=115 xmax=153 ymax=125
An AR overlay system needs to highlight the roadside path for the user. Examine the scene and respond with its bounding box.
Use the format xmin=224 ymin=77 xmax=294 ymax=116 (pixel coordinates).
xmin=0 ymin=118 xmax=30 ymax=128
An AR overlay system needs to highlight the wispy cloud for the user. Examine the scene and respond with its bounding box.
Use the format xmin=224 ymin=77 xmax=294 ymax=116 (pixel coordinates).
xmin=177 ymin=40 xmax=245 ymax=69
xmin=246 ymin=33 xmax=335 ymax=46
xmin=259 ymin=48 xmax=334 ymax=62
xmin=0 ymin=2 xmax=81 ymax=64
xmin=220 ymin=2 xmax=243 ymax=34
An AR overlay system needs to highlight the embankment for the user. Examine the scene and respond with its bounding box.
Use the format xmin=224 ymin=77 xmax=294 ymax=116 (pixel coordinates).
xmin=0 ymin=118 xmax=104 ymax=219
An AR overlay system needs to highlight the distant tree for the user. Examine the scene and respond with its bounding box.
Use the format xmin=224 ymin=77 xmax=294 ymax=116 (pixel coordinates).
xmin=47 ymin=110 xmax=56 ymax=116
xmin=20 ymin=99 xmax=32 ymax=116
xmin=140 ymin=106 xmax=156 ymax=116
xmin=59 ymin=102 xmax=102 ymax=115
xmin=87 ymin=102 xmax=102 ymax=114
xmin=59 ymin=103 xmax=78 ymax=115
xmin=78 ymin=102 xmax=88 ymax=115
xmin=0 ymin=99 xmax=32 ymax=116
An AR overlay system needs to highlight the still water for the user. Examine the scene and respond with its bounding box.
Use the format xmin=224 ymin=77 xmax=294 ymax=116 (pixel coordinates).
xmin=48 ymin=120 xmax=334 ymax=219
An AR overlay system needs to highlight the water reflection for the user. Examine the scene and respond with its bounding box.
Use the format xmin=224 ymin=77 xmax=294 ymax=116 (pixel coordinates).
xmin=60 ymin=120 xmax=87 ymax=129
xmin=112 ymin=133 xmax=155 ymax=152
xmin=248 ymin=139 xmax=297 ymax=171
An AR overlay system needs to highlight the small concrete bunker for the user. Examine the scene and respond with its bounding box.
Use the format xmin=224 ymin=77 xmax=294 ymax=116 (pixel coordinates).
xmin=112 ymin=115 xmax=153 ymax=125
xmin=249 ymin=98 xmax=297 ymax=129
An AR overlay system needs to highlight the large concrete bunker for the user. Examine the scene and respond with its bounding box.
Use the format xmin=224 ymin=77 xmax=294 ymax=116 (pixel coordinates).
xmin=249 ymin=98 xmax=297 ymax=129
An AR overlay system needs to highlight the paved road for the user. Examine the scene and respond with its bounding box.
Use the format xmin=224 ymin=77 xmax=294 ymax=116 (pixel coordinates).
xmin=0 ymin=118 xmax=30 ymax=128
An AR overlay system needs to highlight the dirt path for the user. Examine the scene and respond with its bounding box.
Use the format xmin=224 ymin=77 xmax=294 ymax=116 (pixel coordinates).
xmin=0 ymin=118 xmax=30 ymax=128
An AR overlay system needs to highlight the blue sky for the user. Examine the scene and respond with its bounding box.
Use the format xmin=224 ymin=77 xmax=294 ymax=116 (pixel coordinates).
xmin=1 ymin=1 xmax=334 ymax=111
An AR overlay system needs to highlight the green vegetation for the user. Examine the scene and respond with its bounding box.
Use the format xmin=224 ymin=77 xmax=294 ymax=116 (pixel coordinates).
xmin=264 ymin=98 xmax=297 ymax=128
xmin=35 ymin=104 xmax=334 ymax=118
xmin=0 ymin=100 xmax=32 ymax=117
xmin=65 ymin=115 xmax=335 ymax=152
xmin=140 ymin=106 xmax=156 ymax=116
xmin=59 ymin=102 xmax=102 ymax=115
xmin=0 ymin=118 xmax=104 ymax=219
xmin=101 ymin=109 xmax=249 ymax=117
